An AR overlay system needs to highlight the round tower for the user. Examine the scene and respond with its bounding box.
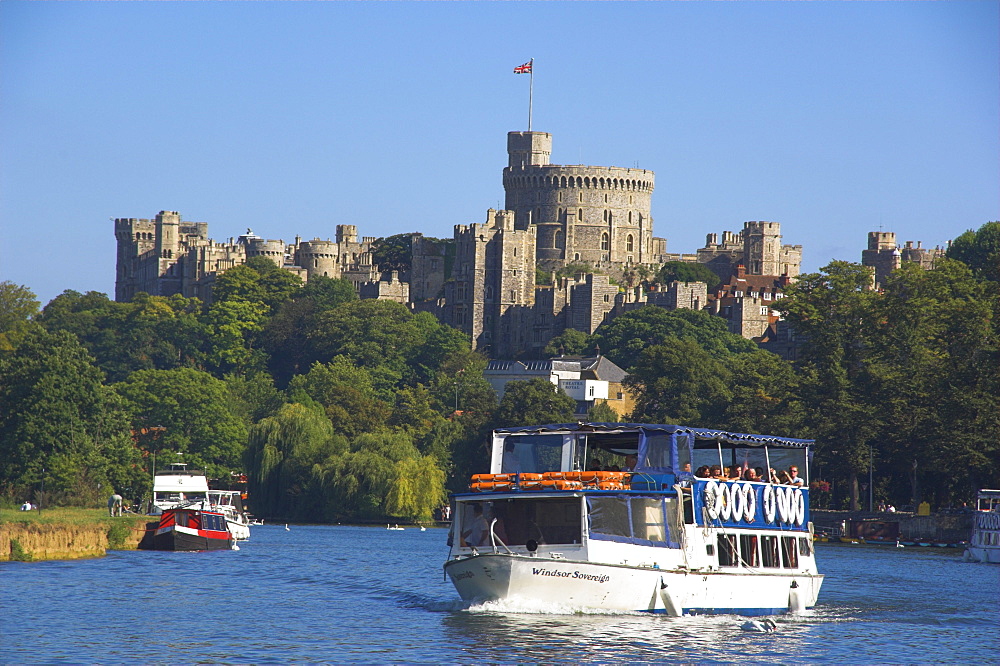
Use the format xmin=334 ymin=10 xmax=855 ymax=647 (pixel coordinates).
xmin=246 ymin=238 xmax=286 ymax=267
xmin=502 ymin=131 xmax=655 ymax=272
xmin=297 ymin=239 xmax=339 ymax=279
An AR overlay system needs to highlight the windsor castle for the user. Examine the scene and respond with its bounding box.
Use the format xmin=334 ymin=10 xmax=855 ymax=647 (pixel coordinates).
xmin=114 ymin=129 xmax=941 ymax=358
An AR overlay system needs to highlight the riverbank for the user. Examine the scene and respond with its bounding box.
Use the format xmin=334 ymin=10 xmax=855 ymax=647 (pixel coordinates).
xmin=0 ymin=508 xmax=148 ymax=562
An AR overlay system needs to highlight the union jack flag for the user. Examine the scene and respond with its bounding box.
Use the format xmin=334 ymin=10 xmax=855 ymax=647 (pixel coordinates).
xmin=513 ymin=61 xmax=532 ymax=74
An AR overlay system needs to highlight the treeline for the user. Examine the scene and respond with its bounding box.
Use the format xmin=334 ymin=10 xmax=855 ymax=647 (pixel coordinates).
xmin=1 ymin=223 xmax=997 ymax=518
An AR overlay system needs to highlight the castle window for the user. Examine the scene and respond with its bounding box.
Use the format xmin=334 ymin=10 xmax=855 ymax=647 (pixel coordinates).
xmin=761 ymin=306 xmax=770 ymax=316
xmin=554 ymin=229 xmax=563 ymax=248
xmin=558 ymin=192 xmax=563 ymax=203
xmin=626 ymin=235 xmax=634 ymax=252
xmin=579 ymin=193 xmax=583 ymax=202
xmin=510 ymin=290 xmax=516 ymax=301
xmin=575 ymin=253 xmax=580 ymax=261
xmin=601 ymin=233 xmax=610 ymax=251
xmin=603 ymin=210 xmax=608 ymax=223
xmin=513 ymin=247 xmax=517 ymax=256
xmin=578 ymin=208 xmax=583 ymax=222
xmin=604 ymin=193 xmax=608 ymax=203
xmin=603 ymin=294 xmax=610 ymax=303
xmin=628 ymin=211 xmax=632 ymax=225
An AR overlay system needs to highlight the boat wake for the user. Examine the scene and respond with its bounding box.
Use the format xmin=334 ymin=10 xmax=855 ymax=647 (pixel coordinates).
xmin=465 ymin=597 xmax=647 ymax=616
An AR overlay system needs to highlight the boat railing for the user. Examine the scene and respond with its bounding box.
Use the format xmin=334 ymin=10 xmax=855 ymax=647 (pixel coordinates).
xmin=489 ymin=518 xmax=515 ymax=555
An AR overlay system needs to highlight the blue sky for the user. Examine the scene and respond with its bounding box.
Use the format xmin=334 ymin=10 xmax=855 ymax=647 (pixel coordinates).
xmin=2 ymin=1 xmax=997 ymax=306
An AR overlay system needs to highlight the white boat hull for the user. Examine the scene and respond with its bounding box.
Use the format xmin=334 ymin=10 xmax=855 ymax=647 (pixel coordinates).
xmin=963 ymin=546 xmax=1000 ymax=563
xmin=445 ymin=553 xmax=823 ymax=616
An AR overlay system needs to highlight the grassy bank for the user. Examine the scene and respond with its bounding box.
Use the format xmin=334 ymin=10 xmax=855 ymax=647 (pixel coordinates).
xmin=0 ymin=507 xmax=150 ymax=562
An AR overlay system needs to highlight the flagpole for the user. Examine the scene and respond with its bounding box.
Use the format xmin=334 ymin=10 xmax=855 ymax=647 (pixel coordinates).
xmin=528 ymin=59 xmax=534 ymax=131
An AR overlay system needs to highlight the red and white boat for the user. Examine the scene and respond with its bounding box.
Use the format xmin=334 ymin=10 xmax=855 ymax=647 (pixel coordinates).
xmin=143 ymin=505 xmax=236 ymax=551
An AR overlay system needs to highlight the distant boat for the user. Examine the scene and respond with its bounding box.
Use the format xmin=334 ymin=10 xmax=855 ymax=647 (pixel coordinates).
xmin=387 ymin=524 xmax=404 ymax=531
xmin=963 ymin=489 xmax=1000 ymax=563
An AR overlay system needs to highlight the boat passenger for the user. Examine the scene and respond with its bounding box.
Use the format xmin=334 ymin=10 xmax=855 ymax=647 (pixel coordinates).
xmin=623 ymin=454 xmax=638 ymax=472
xmin=710 ymin=465 xmax=725 ymax=479
xmin=743 ymin=468 xmax=759 ymax=482
xmin=727 ymin=466 xmax=742 ymax=480
xmin=787 ymin=466 xmax=804 ymax=487
xmin=588 ymin=459 xmax=604 ymax=471
xmin=462 ymin=504 xmax=489 ymax=547
xmin=777 ymin=470 xmax=792 ymax=484
xmin=695 ymin=466 xmax=710 ymax=478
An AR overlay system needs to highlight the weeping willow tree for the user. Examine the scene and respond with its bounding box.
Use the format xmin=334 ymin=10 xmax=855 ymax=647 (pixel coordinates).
xmin=317 ymin=431 xmax=447 ymax=522
xmin=384 ymin=456 xmax=447 ymax=522
xmin=243 ymin=401 xmax=344 ymax=519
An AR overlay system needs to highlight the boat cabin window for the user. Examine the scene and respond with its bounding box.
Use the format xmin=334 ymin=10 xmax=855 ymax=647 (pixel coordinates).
xmin=798 ymin=536 xmax=812 ymax=556
xmin=740 ymin=534 xmax=759 ymax=567
xmin=781 ymin=536 xmax=799 ymax=568
xmin=498 ymin=435 xmax=566 ymax=474
xmin=760 ymin=535 xmax=780 ymax=568
xmin=457 ymin=498 xmax=581 ymax=547
xmin=718 ymin=535 xmax=737 ymax=566
xmin=587 ymin=495 xmax=680 ymax=548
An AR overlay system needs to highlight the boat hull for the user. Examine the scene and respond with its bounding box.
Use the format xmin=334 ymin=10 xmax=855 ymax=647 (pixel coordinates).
xmin=963 ymin=546 xmax=1000 ymax=563
xmin=140 ymin=525 xmax=233 ymax=551
xmin=445 ymin=553 xmax=823 ymax=616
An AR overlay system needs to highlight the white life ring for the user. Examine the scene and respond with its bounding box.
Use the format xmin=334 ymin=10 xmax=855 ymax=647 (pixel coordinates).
xmin=742 ymin=483 xmax=757 ymax=523
xmin=720 ymin=483 xmax=733 ymax=522
xmin=730 ymin=482 xmax=744 ymax=523
xmin=793 ymin=489 xmax=805 ymax=526
xmin=704 ymin=481 xmax=721 ymax=520
xmin=763 ymin=484 xmax=776 ymax=524
xmin=776 ymin=486 xmax=790 ymax=524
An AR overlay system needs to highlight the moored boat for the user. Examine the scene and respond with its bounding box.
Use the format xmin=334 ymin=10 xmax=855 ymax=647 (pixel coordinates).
xmin=963 ymin=490 xmax=1000 ymax=563
xmin=443 ymin=422 xmax=823 ymax=616
xmin=142 ymin=505 xmax=235 ymax=551
xmin=141 ymin=462 xmax=251 ymax=549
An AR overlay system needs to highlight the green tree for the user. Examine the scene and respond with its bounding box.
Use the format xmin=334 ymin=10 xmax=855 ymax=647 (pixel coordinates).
xmin=625 ymin=338 xmax=732 ymax=426
xmin=212 ymin=257 xmax=303 ymax=314
xmin=0 ymin=328 xmax=141 ymax=504
xmin=370 ymin=233 xmax=417 ymax=272
xmin=0 ymin=281 xmax=40 ymax=352
xmin=203 ymin=300 xmax=268 ymax=376
xmin=587 ymin=401 xmax=619 ymax=423
xmin=243 ymin=401 xmax=345 ymax=520
xmin=777 ymin=261 xmax=882 ymax=510
xmin=492 ymin=378 xmax=576 ymax=427
xmin=593 ymin=305 xmax=755 ymax=371
xmin=946 ymin=221 xmax=1000 ymax=283
xmin=116 ymin=368 xmax=249 ymax=481
xmin=287 ymin=358 xmax=391 ymax=437
xmin=37 ymin=291 xmax=207 ymax=382
xmin=655 ymin=261 xmax=721 ymax=288
xmin=865 ymin=260 xmax=999 ymax=505
xmin=543 ymin=329 xmax=591 ymax=357
xmin=262 ymin=276 xmax=359 ymax=386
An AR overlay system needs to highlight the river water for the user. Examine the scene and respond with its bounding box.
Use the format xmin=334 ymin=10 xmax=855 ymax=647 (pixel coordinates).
xmin=2 ymin=524 xmax=997 ymax=663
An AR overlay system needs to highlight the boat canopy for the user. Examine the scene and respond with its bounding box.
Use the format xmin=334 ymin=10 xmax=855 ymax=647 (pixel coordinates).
xmin=491 ymin=422 xmax=813 ymax=479
xmin=494 ymin=423 xmax=813 ymax=448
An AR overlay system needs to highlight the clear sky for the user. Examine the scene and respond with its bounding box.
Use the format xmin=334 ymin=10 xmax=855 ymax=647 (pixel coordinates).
xmin=2 ymin=1 xmax=997 ymax=306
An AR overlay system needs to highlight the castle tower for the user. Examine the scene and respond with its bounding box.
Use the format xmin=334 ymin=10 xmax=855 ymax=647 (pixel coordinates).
xmin=502 ymin=131 xmax=655 ymax=274
xmin=449 ymin=209 xmax=536 ymax=356
xmin=743 ymin=221 xmax=782 ymax=276
xmin=297 ymin=239 xmax=339 ymax=279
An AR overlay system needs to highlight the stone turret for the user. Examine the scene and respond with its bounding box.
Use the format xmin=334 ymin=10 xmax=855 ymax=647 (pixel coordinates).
xmin=502 ymin=131 xmax=655 ymax=274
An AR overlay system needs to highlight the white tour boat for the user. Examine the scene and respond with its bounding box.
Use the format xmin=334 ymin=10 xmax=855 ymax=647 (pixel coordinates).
xmin=150 ymin=463 xmax=251 ymax=541
xmin=963 ymin=489 xmax=1000 ymax=564
xmin=444 ymin=423 xmax=824 ymax=616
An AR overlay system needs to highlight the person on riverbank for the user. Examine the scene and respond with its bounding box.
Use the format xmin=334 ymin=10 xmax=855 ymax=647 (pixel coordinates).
xmin=20 ymin=501 xmax=32 ymax=511
xmin=107 ymin=494 xmax=123 ymax=517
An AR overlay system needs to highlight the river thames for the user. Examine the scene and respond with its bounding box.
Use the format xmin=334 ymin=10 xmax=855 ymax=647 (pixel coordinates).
xmin=2 ymin=524 xmax=997 ymax=663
